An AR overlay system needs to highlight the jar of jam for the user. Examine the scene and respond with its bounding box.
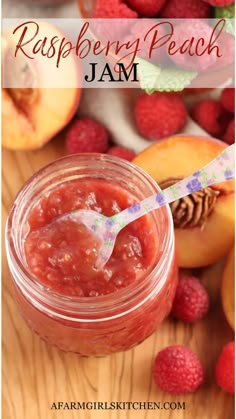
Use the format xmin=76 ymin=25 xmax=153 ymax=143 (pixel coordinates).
xmin=6 ymin=154 xmax=178 ymax=356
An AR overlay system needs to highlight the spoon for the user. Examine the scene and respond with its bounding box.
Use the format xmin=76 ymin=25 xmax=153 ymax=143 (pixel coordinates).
xmin=66 ymin=144 xmax=235 ymax=270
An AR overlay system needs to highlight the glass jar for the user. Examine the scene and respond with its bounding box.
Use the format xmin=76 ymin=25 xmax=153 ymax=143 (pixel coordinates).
xmin=5 ymin=154 xmax=178 ymax=356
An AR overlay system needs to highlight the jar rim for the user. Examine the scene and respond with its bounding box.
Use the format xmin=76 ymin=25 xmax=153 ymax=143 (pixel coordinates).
xmin=6 ymin=153 xmax=174 ymax=321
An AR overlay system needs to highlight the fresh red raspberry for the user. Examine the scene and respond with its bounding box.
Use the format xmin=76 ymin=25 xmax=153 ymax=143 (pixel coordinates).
xmin=212 ymin=32 xmax=235 ymax=71
xmin=93 ymin=0 xmax=138 ymax=18
xmin=66 ymin=118 xmax=109 ymax=154
xmin=134 ymin=93 xmax=187 ymax=140
xmin=203 ymin=0 xmax=234 ymax=6
xmin=221 ymin=88 xmax=235 ymax=114
xmin=161 ymin=0 xmax=210 ymax=18
xmin=107 ymin=146 xmax=136 ymax=161
xmin=123 ymin=20 xmax=167 ymax=64
xmin=171 ymin=276 xmax=210 ymax=322
xmin=169 ymin=20 xmax=218 ymax=71
xmin=153 ymin=345 xmax=205 ymax=394
xmin=191 ymin=99 xmax=231 ymax=137
xmin=92 ymin=0 xmax=138 ymax=42
xmin=224 ymin=119 xmax=235 ymax=145
xmin=215 ymin=342 xmax=235 ymax=394
xmin=126 ymin=0 xmax=167 ymax=17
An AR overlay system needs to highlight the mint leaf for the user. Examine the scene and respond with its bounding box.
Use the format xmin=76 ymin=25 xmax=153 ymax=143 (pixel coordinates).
xmin=135 ymin=57 xmax=197 ymax=93
xmin=214 ymin=9 xmax=235 ymax=35
xmin=224 ymin=19 xmax=235 ymax=35
xmin=147 ymin=68 xmax=198 ymax=93
xmin=135 ymin=57 xmax=161 ymax=91
xmin=214 ymin=5 xmax=235 ymax=19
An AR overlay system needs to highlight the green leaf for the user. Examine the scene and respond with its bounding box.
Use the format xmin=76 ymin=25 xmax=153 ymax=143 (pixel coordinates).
xmin=214 ymin=8 xmax=235 ymax=35
xmin=135 ymin=57 xmax=161 ymax=91
xmin=135 ymin=57 xmax=197 ymax=93
xmin=146 ymin=68 xmax=198 ymax=93
xmin=214 ymin=5 xmax=235 ymax=19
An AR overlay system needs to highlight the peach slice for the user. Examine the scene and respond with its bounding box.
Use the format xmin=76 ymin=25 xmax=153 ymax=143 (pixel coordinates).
xmin=2 ymin=22 xmax=81 ymax=150
xmin=221 ymin=246 xmax=235 ymax=330
xmin=133 ymin=135 xmax=234 ymax=268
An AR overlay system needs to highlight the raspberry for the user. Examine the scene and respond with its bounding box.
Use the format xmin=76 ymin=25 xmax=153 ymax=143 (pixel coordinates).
xmin=66 ymin=118 xmax=109 ymax=154
xmin=212 ymin=32 xmax=235 ymax=70
xmin=169 ymin=21 xmax=218 ymax=71
xmin=191 ymin=99 xmax=231 ymax=137
xmin=153 ymin=345 xmax=205 ymax=394
xmin=93 ymin=0 xmax=138 ymax=18
xmin=161 ymin=0 xmax=210 ymax=18
xmin=215 ymin=342 xmax=235 ymax=394
xmin=123 ymin=20 xmax=166 ymax=63
xmin=107 ymin=146 xmax=136 ymax=161
xmin=126 ymin=0 xmax=167 ymax=17
xmin=221 ymin=88 xmax=235 ymax=113
xmin=224 ymin=119 xmax=235 ymax=145
xmin=134 ymin=93 xmax=187 ymax=140
xmin=203 ymin=0 xmax=233 ymax=6
xmin=92 ymin=0 xmax=138 ymax=42
xmin=171 ymin=276 xmax=210 ymax=322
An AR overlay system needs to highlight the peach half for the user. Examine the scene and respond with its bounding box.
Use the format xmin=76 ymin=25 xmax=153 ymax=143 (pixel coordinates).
xmin=2 ymin=22 xmax=81 ymax=150
xmin=221 ymin=246 xmax=235 ymax=330
xmin=133 ymin=135 xmax=234 ymax=268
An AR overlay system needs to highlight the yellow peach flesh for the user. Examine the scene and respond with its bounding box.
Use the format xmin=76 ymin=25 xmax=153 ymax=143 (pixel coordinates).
xmin=2 ymin=23 xmax=81 ymax=150
xmin=221 ymin=246 xmax=235 ymax=330
xmin=2 ymin=88 xmax=81 ymax=150
xmin=133 ymin=135 xmax=234 ymax=268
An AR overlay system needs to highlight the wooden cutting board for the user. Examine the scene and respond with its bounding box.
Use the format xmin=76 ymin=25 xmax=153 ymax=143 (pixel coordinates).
xmin=2 ymin=136 xmax=234 ymax=419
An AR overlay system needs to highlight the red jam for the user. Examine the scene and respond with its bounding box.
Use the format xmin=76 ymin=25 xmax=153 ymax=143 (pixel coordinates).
xmin=7 ymin=155 xmax=178 ymax=355
xmin=24 ymin=179 xmax=158 ymax=297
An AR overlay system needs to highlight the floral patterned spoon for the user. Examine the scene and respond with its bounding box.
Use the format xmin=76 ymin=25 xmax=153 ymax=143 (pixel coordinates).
xmin=67 ymin=144 xmax=235 ymax=270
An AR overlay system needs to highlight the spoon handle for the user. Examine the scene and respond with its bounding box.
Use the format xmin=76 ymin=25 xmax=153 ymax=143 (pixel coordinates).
xmin=112 ymin=144 xmax=235 ymax=230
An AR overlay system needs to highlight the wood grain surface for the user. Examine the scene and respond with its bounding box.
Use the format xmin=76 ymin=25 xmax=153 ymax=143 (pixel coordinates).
xmin=2 ymin=136 xmax=234 ymax=419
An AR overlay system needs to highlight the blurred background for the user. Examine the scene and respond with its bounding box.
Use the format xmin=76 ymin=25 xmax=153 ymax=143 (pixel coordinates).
xmin=2 ymin=0 xmax=79 ymax=18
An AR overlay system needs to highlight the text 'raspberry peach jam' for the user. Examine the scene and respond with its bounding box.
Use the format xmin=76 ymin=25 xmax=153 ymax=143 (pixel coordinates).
xmin=5 ymin=154 xmax=178 ymax=355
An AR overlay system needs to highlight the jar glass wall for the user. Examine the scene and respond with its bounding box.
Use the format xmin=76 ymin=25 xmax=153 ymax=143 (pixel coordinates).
xmin=6 ymin=154 xmax=178 ymax=355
